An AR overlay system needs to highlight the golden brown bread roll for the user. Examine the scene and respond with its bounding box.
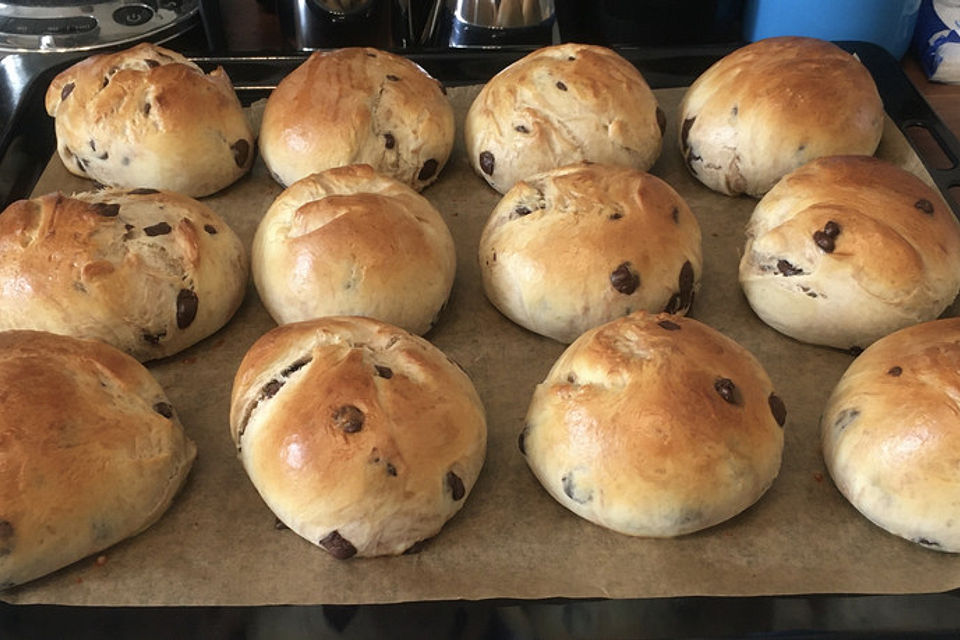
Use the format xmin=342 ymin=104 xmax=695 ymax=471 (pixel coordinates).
xmin=822 ymin=317 xmax=960 ymax=552
xmin=678 ymin=36 xmax=884 ymax=197
xmin=0 ymin=330 xmax=196 ymax=589
xmin=229 ymin=317 xmax=487 ymax=558
xmin=739 ymin=155 xmax=960 ymax=351
xmin=258 ymin=48 xmax=454 ymax=191
xmin=522 ymin=312 xmax=785 ymax=537
xmin=251 ymin=164 xmax=456 ymax=334
xmin=0 ymin=189 xmax=248 ymax=362
xmin=465 ymin=43 xmax=664 ymax=194
xmin=45 ymin=43 xmax=254 ymax=198
xmin=479 ymin=163 xmax=702 ymax=343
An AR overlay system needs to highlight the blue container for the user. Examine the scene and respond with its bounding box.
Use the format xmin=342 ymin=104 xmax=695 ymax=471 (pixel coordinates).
xmin=744 ymin=0 xmax=921 ymax=59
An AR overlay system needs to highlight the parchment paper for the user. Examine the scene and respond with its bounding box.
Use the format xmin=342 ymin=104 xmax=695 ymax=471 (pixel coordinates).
xmin=5 ymin=86 xmax=960 ymax=606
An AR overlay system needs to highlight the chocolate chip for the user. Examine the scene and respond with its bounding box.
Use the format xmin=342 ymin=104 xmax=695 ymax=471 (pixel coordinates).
xmin=176 ymin=289 xmax=198 ymax=329
xmin=479 ymin=151 xmax=495 ymax=176
xmin=129 ymin=188 xmax=159 ymax=195
xmin=671 ymin=207 xmax=679 ymax=223
xmin=732 ymin=105 xmax=739 ymax=117
xmin=281 ymin=356 xmax=312 ymax=377
xmin=681 ymin=116 xmax=696 ymax=149
xmin=915 ymin=199 xmax=935 ymax=215
xmin=609 ymin=212 xmax=623 ymax=220
xmin=375 ymin=365 xmax=393 ymax=379
xmin=142 ymin=330 xmax=166 ymax=345
xmin=143 ymin=102 xmax=151 ymax=116
xmin=834 ymin=408 xmax=860 ymax=431
xmin=556 ymin=81 xmax=568 ymax=91
xmin=823 ymin=220 xmax=841 ymax=238
xmin=518 ymin=424 xmax=529 ymax=455
xmin=446 ymin=471 xmax=465 ymax=500
xmin=714 ymin=378 xmax=740 ymax=405
xmin=814 ymin=221 xmax=840 ymax=252
xmin=384 ymin=133 xmax=395 ymax=149
xmin=262 ymin=379 xmax=283 ymax=399
xmin=386 ymin=74 xmax=400 ymax=81
xmin=561 ymin=472 xmax=592 ymax=504
xmin=514 ymin=205 xmax=531 ymax=217
xmin=610 ymin=262 xmax=640 ymax=295
xmin=849 ymin=346 xmax=863 ymax=356
xmin=144 ymin=59 xmax=160 ymax=68
xmin=386 ymin=462 xmax=397 ymax=477
xmin=153 ymin=402 xmax=174 ymax=418
xmin=143 ymin=221 xmax=172 ymax=236
xmin=319 ymin=530 xmax=357 ymax=559
xmin=418 ymin=159 xmax=438 ymax=181
xmin=333 ymin=405 xmax=364 ymax=433
xmin=888 ymin=366 xmax=903 ymax=377
xmin=203 ymin=224 xmax=217 ymax=234
xmin=658 ymin=320 xmax=681 ymax=331
xmin=231 ymin=139 xmax=250 ymax=167
xmin=568 ymin=55 xmax=576 ymax=61
xmin=656 ymin=107 xmax=666 ymax=135
xmin=768 ymin=393 xmax=786 ymax=427
xmin=777 ymin=259 xmax=803 ymax=276
xmin=274 ymin=518 xmax=288 ymax=530
xmin=515 ymin=125 xmax=530 ymax=133
xmin=91 ymin=203 xmax=120 ymax=217
xmin=61 ymin=82 xmax=75 ymax=101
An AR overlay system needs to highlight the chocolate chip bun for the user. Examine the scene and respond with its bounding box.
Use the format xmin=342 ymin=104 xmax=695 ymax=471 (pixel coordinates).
xmin=822 ymin=318 xmax=960 ymax=552
xmin=45 ymin=43 xmax=254 ymax=198
xmin=229 ymin=316 xmax=487 ymax=558
xmin=252 ymin=164 xmax=456 ymax=335
xmin=521 ymin=312 xmax=785 ymax=537
xmin=465 ymin=43 xmax=664 ymax=194
xmin=0 ymin=189 xmax=248 ymax=361
xmin=678 ymin=36 xmax=884 ymax=197
xmin=258 ymin=47 xmax=453 ymax=191
xmin=0 ymin=330 xmax=196 ymax=589
xmin=739 ymin=155 xmax=960 ymax=352
xmin=479 ymin=163 xmax=702 ymax=343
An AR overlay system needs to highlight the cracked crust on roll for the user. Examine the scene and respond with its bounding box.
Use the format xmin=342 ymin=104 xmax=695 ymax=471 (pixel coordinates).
xmin=678 ymin=36 xmax=884 ymax=197
xmin=45 ymin=43 xmax=254 ymax=198
xmin=738 ymin=155 xmax=960 ymax=351
xmin=258 ymin=47 xmax=454 ymax=191
xmin=522 ymin=311 xmax=785 ymax=537
xmin=229 ymin=316 xmax=487 ymax=558
xmin=822 ymin=317 xmax=960 ymax=552
xmin=479 ymin=163 xmax=702 ymax=343
xmin=465 ymin=43 xmax=664 ymax=194
xmin=0 ymin=189 xmax=248 ymax=361
xmin=0 ymin=330 xmax=196 ymax=589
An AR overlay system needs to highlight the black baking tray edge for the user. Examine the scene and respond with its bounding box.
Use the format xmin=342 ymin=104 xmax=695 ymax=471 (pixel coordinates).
xmin=2 ymin=42 xmax=960 ymax=639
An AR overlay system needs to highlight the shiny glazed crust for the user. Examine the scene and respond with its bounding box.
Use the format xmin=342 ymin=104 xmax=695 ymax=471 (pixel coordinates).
xmin=479 ymin=163 xmax=702 ymax=343
xmin=45 ymin=43 xmax=254 ymax=197
xmin=251 ymin=164 xmax=456 ymax=334
xmin=822 ymin=317 xmax=960 ymax=552
xmin=678 ymin=37 xmax=884 ymax=197
xmin=739 ymin=155 xmax=960 ymax=351
xmin=465 ymin=43 xmax=664 ymax=194
xmin=0 ymin=189 xmax=248 ymax=361
xmin=229 ymin=317 xmax=487 ymax=558
xmin=0 ymin=330 xmax=196 ymax=588
xmin=522 ymin=312 xmax=785 ymax=537
xmin=258 ymin=47 xmax=454 ymax=191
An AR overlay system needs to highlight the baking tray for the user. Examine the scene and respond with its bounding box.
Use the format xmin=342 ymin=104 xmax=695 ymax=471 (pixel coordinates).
xmin=2 ymin=43 xmax=960 ymax=637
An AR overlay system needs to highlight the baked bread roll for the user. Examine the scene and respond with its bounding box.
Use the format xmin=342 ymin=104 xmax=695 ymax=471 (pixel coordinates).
xmin=479 ymin=163 xmax=702 ymax=343
xmin=678 ymin=36 xmax=884 ymax=197
xmin=252 ymin=164 xmax=456 ymax=335
xmin=522 ymin=312 xmax=785 ymax=537
xmin=45 ymin=43 xmax=254 ymax=198
xmin=739 ymin=155 xmax=960 ymax=352
xmin=0 ymin=189 xmax=248 ymax=361
xmin=259 ymin=47 xmax=453 ymax=191
xmin=229 ymin=316 xmax=487 ymax=558
xmin=822 ymin=317 xmax=960 ymax=552
xmin=0 ymin=330 xmax=196 ymax=589
xmin=465 ymin=43 xmax=664 ymax=194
